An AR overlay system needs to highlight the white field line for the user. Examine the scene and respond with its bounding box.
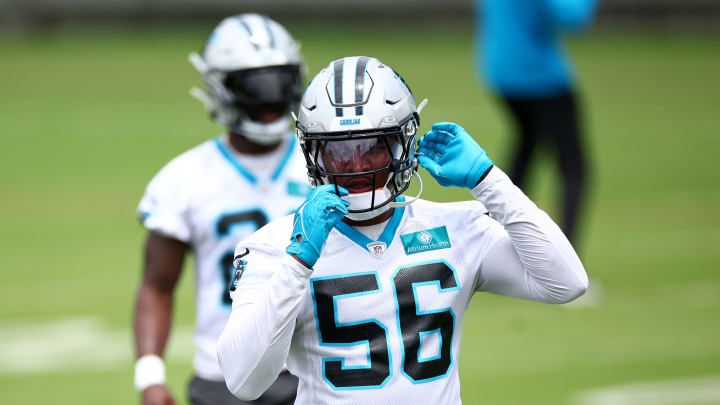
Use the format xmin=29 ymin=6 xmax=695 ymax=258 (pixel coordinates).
xmin=0 ymin=317 xmax=193 ymax=374
xmin=574 ymin=376 xmax=720 ymax=405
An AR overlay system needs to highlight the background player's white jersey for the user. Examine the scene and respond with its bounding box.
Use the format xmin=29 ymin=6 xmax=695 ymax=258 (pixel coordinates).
xmin=233 ymin=198 xmax=505 ymax=404
xmin=137 ymin=133 xmax=310 ymax=380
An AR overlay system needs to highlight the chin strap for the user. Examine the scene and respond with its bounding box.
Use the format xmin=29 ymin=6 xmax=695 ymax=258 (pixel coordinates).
xmin=388 ymin=170 xmax=422 ymax=208
xmin=416 ymin=98 xmax=429 ymax=115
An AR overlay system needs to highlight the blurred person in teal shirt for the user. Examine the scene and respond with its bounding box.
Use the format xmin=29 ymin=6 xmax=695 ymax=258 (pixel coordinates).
xmin=475 ymin=0 xmax=597 ymax=244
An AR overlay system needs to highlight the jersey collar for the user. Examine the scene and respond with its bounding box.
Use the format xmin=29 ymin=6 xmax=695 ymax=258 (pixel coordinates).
xmin=334 ymin=196 xmax=406 ymax=252
xmin=214 ymin=135 xmax=297 ymax=185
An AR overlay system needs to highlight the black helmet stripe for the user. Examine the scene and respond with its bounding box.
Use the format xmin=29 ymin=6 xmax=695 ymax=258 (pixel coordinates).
xmin=236 ymin=18 xmax=259 ymax=50
xmin=260 ymin=15 xmax=276 ymax=48
xmin=333 ymin=59 xmax=344 ymax=117
xmin=354 ymin=56 xmax=370 ymax=116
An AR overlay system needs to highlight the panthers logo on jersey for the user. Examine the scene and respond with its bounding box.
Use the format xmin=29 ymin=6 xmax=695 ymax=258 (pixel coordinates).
xmin=229 ymin=248 xmax=250 ymax=292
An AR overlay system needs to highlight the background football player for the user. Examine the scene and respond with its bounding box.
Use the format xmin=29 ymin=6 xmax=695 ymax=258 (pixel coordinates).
xmin=217 ymin=56 xmax=589 ymax=403
xmin=134 ymin=14 xmax=307 ymax=405
xmin=475 ymin=0 xmax=597 ymax=245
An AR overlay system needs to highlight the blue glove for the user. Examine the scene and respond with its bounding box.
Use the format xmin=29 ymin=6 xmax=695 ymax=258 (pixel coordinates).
xmin=286 ymin=184 xmax=350 ymax=267
xmin=417 ymin=122 xmax=493 ymax=189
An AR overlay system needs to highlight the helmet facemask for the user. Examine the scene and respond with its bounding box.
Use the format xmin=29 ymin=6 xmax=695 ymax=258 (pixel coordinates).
xmin=206 ymin=65 xmax=303 ymax=144
xmin=297 ymin=114 xmax=419 ymax=220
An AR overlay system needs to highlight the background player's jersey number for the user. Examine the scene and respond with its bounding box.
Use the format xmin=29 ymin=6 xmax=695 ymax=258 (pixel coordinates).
xmin=311 ymin=261 xmax=458 ymax=389
xmin=217 ymin=210 xmax=268 ymax=306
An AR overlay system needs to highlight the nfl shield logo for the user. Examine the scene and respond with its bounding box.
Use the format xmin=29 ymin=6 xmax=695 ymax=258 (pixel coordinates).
xmin=367 ymin=241 xmax=387 ymax=257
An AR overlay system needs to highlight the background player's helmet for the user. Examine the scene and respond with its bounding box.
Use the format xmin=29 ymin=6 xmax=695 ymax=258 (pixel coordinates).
xmin=189 ymin=14 xmax=305 ymax=144
xmin=296 ymin=56 xmax=424 ymax=220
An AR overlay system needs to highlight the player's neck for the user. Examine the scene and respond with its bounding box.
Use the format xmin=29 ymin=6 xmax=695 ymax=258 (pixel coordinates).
xmin=342 ymin=208 xmax=394 ymax=227
xmin=228 ymin=132 xmax=282 ymax=155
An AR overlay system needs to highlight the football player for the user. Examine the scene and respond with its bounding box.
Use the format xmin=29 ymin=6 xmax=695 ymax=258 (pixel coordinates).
xmin=134 ymin=14 xmax=307 ymax=405
xmin=217 ymin=56 xmax=589 ymax=404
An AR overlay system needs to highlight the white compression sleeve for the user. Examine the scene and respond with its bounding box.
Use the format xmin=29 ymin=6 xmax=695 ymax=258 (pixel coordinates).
xmin=472 ymin=167 xmax=589 ymax=303
xmin=217 ymin=255 xmax=312 ymax=400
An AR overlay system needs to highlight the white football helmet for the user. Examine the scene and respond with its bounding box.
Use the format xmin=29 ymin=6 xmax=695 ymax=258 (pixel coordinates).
xmin=189 ymin=14 xmax=305 ymax=145
xmin=296 ymin=56 xmax=428 ymax=221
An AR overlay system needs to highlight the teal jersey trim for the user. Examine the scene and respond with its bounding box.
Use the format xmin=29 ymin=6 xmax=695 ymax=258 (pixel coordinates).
xmin=214 ymin=137 xmax=257 ymax=184
xmin=335 ymin=196 xmax=406 ymax=251
xmin=214 ymin=135 xmax=297 ymax=186
xmin=271 ymin=135 xmax=297 ymax=181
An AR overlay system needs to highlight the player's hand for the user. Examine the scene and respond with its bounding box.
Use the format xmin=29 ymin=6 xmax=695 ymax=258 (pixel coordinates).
xmin=286 ymin=184 xmax=350 ymax=268
xmin=141 ymin=384 xmax=175 ymax=405
xmin=417 ymin=122 xmax=493 ymax=189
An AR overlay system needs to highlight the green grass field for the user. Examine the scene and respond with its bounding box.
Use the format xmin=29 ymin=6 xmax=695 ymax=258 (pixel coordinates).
xmin=1 ymin=25 xmax=719 ymax=404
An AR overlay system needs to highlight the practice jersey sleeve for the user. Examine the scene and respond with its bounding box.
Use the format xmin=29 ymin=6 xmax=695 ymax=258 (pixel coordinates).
xmin=136 ymin=158 xmax=193 ymax=243
xmin=471 ymin=167 xmax=588 ymax=303
xmin=217 ymin=223 xmax=310 ymax=400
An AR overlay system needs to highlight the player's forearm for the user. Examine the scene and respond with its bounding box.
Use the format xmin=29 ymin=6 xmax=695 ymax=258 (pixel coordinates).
xmin=472 ymin=167 xmax=588 ymax=303
xmin=134 ymin=284 xmax=173 ymax=357
xmin=217 ymin=255 xmax=311 ymax=400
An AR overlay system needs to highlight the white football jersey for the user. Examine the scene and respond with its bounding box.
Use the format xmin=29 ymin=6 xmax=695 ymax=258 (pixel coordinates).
xmin=137 ymin=134 xmax=310 ymax=380
xmin=234 ymin=198 xmax=507 ymax=404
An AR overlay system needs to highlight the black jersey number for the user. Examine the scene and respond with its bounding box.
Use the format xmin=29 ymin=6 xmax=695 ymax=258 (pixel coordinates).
xmin=217 ymin=210 xmax=268 ymax=306
xmin=310 ymin=272 xmax=392 ymax=389
xmin=393 ymin=261 xmax=458 ymax=383
xmin=310 ymin=261 xmax=458 ymax=390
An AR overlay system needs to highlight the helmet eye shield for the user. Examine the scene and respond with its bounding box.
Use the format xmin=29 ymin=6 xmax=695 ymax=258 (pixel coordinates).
xmin=224 ymin=65 xmax=302 ymax=105
xmin=316 ymin=135 xmax=398 ymax=194
xmin=221 ymin=65 xmax=302 ymax=123
xmin=318 ymin=136 xmax=397 ymax=175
